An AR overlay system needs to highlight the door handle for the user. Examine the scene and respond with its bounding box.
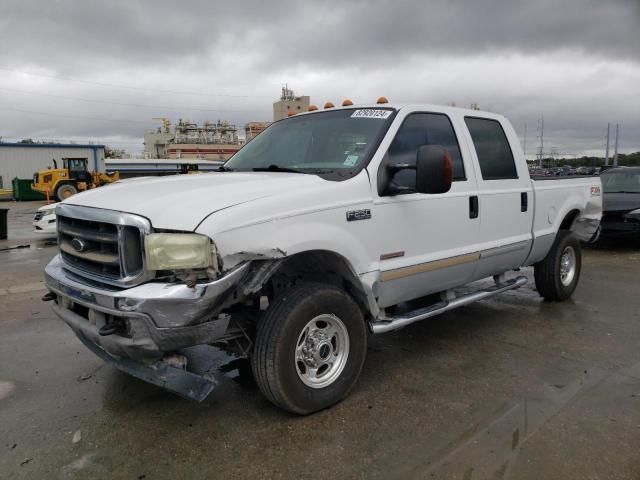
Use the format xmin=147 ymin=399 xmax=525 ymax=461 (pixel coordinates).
xmin=469 ymin=196 xmax=479 ymax=219
xmin=521 ymin=192 xmax=528 ymax=212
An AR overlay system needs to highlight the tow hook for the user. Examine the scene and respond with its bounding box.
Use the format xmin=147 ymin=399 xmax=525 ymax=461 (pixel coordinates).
xmin=99 ymin=318 xmax=127 ymax=336
xmin=42 ymin=291 xmax=56 ymax=302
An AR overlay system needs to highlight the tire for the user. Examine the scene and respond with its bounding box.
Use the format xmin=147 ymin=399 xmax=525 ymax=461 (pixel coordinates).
xmin=534 ymin=230 xmax=582 ymax=301
xmin=252 ymin=282 xmax=367 ymax=415
xmin=55 ymin=182 xmax=78 ymax=201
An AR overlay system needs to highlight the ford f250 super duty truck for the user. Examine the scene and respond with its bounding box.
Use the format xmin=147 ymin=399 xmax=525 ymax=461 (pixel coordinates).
xmin=43 ymin=103 xmax=602 ymax=414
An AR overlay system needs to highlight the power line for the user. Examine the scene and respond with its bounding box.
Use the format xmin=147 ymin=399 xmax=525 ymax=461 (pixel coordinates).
xmin=0 ymin=86 xmax=264 ymax=113
xmin=0 ymin=106 xmax=156 ymax=124
xmin=0 ymin=67 xmax=272 ymax=98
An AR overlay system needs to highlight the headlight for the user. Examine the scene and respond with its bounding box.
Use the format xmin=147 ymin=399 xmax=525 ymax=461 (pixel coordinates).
xmin=144 ymin=233 xmax=213 ymax=270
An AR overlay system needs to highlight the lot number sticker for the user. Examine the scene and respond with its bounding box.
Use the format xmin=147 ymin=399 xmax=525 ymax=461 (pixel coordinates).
xmin=343 ymin=155 xmax=360 ymax=167
xmin=351 ymin=109 xmax=392 ymax=119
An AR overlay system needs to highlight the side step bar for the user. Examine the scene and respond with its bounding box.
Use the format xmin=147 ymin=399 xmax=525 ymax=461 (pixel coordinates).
xmin=369 ymin=275 xmax=528 ymax=334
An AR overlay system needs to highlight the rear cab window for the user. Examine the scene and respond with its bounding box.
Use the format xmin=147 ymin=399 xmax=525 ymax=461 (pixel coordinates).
xmin=464 ymin=117 xmax=518 ymax=180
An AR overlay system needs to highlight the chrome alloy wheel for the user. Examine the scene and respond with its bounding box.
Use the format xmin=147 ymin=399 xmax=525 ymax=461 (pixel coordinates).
xmin=560 ymin=246 xmax=577 ymax=287
xmin=295 ymin=314 xmax=350 ymax=389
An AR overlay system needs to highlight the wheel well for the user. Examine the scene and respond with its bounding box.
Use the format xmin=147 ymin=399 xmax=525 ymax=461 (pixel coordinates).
xmin=263 ymin=250 xmax=370 ymax=317
xmin=559 ymin=209 xmax=580 ymax=231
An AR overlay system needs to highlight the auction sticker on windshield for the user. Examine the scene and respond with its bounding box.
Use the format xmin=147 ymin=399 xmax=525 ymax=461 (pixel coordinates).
xmin=351 ymin=109 xmax=392 ymax=119
xmin=343 ymin=155 xmax=360 ymax=166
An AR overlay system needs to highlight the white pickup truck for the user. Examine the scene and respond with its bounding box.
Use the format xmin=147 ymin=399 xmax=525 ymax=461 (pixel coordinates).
xmin=43 ymin=103 xmax=602 ymax=414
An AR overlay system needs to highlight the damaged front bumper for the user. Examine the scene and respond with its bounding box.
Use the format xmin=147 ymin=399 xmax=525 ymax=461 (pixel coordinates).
xmin=44 ymin=254 xmax=250 ymax=399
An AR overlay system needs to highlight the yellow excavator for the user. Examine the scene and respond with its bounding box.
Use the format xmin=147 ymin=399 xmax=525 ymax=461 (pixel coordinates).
xmin=32 ymin=158 xmax=120 ymax=201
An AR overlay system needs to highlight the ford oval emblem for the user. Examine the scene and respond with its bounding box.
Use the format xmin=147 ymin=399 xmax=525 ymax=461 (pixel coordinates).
xmin=71 ymin=238 xmax=88 ymax=252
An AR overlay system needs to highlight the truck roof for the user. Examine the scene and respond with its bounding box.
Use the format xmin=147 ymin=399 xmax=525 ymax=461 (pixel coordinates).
xmin=294 ymin=102 xmax=505 ymax=120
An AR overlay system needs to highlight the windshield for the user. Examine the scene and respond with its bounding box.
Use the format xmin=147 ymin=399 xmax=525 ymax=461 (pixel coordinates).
xmin=225 ymin=108 xmax=395 ymax=179
xmin=601 ymin=170 xmax=640 ymax=193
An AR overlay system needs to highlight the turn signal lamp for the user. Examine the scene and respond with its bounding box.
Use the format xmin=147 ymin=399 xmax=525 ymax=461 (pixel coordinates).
xmin=308 ymin=105 xmax=318 ymax=111
xmin=287 ymin=111 xmax=296 ymax=117
xmin=376 ymin=96 xmax=389 ymax=104
xmin=324 ymin=102 xmax=335 ymax=109
xmin=342 ymin=99 xmax=354 ymax=106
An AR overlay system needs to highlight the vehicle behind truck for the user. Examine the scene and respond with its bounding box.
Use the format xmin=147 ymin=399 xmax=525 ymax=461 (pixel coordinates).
xmin=43 ymin=102 xmax=602 ymax=414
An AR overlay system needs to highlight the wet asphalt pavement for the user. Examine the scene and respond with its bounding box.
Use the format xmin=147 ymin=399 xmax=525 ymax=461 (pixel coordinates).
xmin=1 ymin=201 xmax=640 ymax=479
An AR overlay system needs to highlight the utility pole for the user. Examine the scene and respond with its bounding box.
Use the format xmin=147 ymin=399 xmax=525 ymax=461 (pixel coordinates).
xmin=537 ymin=116 xmax=544 ymax=168
xmin=613 ymin=123 xmax=619 ymax=166
xmin=523 ymin=121 xmax=527 ymax=162
xmin=605 ymin=123 xmax=610 ymax=166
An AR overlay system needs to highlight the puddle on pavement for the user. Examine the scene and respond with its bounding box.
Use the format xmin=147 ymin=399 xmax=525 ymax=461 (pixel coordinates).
xmin=0 ymin=239 xmax=57 ymax=252
xmin=411 ymin=368 xmax=606 ymax=479
xmin=0 ymin=380 xmax=16 ymax=400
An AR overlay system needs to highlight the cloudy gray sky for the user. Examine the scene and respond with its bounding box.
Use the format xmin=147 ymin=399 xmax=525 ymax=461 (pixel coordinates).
xmin=0 ymin=0 xmax=638 ymax=158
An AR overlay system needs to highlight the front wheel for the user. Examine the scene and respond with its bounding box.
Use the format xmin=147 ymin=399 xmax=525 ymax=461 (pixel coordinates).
xmin=534 ymin=230 xmax=582 ymax=301
xmin=251 ymin=282 xmax=367 ymax=415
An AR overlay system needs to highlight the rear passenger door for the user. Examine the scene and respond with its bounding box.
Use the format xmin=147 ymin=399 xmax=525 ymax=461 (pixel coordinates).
xmin=463 ymin=116 xmax=533 ymax=280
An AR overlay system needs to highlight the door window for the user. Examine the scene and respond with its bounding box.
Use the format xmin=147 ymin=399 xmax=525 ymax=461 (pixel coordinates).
xmin=464 ymin=117 xmax=518 ymax=180
xmin=386 ymin=113 xmax=465 ymax=190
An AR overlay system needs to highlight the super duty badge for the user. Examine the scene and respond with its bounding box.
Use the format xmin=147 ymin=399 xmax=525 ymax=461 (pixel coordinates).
xmin=346 ymin=209 xmax=371 ymax=222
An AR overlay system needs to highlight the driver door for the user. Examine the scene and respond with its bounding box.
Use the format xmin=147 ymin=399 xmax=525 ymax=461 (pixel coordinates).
xmin=372 ymin=112 xmax=480 ymax=308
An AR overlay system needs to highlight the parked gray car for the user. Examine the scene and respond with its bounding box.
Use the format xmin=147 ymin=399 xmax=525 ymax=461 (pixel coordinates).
xmin=600 ymin=167 xmax=640 ymax=236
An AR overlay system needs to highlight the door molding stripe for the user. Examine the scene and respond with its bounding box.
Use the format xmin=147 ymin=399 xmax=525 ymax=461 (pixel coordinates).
xmin=379 ymin=240 xmax=531 ymax=282
xmin=479 ymin=240 xmax=529 ymax=259
xmin=380 ymin=252 xmax=480 ymax=282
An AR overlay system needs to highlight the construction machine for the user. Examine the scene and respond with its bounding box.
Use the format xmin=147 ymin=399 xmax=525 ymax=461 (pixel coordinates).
xmin=32 ymin=158 xmax=120 ymax=201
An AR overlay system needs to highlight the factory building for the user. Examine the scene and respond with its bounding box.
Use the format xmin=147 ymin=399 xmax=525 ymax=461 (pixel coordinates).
xmin=141 ymin=88 xmax=309 ymax=160
xmin=143 ymin=118 xmax=174 ymax=158
xmin=273 ymin=86 xmax=310 ymax=121
xmin=143 ymin=118 xmax=242 ymax=160
xmin=245 ymin=122 xmax=270 ymax=142
xmin=0 ymin=143 xmax=105 ymax=189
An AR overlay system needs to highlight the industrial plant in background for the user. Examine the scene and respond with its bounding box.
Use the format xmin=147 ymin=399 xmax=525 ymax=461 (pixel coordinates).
xmin=273 ymin=86 xmax=310 ymax=120
xmin=144 ymin=118 xmax=242 ymax=160
xmin=142 ymin=86 xmax=307 ymax=160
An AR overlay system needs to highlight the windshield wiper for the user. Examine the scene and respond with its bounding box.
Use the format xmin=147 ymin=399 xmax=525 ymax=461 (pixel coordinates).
xmin=217 ymin=165 xmax=234 ymax=172
xmin=252 ymin=164 xmax=307 ymax=174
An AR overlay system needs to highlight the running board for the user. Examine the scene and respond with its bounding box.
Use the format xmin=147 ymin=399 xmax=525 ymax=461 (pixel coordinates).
xmin=369 ymin=275 xmax=528 ymax=334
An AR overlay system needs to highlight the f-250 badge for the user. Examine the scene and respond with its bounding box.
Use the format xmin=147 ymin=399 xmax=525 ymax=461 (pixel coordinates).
xmin=346 ymin=209 xmax=371 ymax=222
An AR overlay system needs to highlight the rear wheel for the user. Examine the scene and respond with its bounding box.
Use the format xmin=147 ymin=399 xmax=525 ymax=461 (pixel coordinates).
xmin=534 ymin=230 xmax=582 ymax=301
xmin=251 ymin=282 xmax=367 ymax=415
xmin=55 ymin=182 xmax=77 ymax=201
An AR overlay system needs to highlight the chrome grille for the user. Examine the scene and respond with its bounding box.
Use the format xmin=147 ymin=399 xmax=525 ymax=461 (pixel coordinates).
xmin=56 ymin=204 xmax=152 ymax=288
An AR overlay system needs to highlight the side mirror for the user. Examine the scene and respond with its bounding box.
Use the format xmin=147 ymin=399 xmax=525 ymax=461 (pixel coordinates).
xmin=416 ymin=145 xmax=453 ymax=194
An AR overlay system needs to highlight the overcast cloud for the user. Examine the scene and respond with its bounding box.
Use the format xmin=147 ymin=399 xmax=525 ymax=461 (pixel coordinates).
xmin=0 ymin=0 xmax=638 ymax=157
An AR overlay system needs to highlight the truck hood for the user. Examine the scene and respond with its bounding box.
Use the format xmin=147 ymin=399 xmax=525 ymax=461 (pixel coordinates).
xmin=63 ymin=172 xmax=328 ymax=230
